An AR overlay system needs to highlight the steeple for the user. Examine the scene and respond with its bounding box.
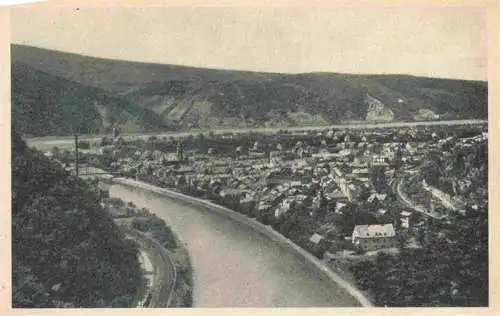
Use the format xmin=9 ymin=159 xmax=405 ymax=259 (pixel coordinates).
xmin=176 ymin=141 xmax=184 ymax=162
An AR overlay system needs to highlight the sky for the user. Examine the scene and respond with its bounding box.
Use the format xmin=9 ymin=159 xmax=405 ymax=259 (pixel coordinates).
xmin=10 ymin=4 xmax=489 ymax=80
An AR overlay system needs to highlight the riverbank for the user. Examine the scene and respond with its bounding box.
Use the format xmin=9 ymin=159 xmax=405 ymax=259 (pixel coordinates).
xmin=136 ymin=250 xmax=154 ymax=307
xmin=26 ymin=119 xmax=487 ymax=151
xmin=105 ymin=197 xmax=193 ymax=307
xmin=112 ymin=177 xmax=373 ymax=307
xmin=121 ymin=227 xmax=176 ymax=307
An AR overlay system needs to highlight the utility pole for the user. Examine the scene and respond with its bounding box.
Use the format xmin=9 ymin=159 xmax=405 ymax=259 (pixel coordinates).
xmin=75 ymin=134 xmax=80 ymax=177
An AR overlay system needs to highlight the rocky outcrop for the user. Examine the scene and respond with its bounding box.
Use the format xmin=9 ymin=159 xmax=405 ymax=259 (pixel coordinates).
xmin=365 ymin=94 xmax=394 ymax=122
xmin=413 ymin=109 xmax=440 ymax=121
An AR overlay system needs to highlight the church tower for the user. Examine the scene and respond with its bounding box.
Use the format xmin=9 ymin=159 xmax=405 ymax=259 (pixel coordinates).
xmin=176 ymin=141 xmax=184 ymax=162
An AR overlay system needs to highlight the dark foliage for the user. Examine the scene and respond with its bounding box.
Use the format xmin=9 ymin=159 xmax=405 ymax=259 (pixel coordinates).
xmin=422 ymin=139 xmax=488 ymax=195
xmin=350 ymin=213 xmax=488 ymax=306
xmin=131 ymin=217 xmax=178 ymax=251
xmin=351 ymin=139 xmax=488 ymax=307
xmin=12 ymin=129 xmax=142 ymax=307
xmin=11 ymin=62 xmax=169 ymax=137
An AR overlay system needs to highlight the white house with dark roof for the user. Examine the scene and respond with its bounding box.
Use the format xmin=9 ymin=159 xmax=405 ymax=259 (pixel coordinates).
xmin=400 ymin=211 xmax=413 ymax=229
xmin=309 ymin=233 xmax=324 ymax=245
xmin=351 ymin=223 xmax=396 ymax=252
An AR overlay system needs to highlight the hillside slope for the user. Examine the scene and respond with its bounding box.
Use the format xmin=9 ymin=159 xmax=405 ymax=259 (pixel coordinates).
xmin=11 ymin=62 xmax=170 ymax=137
xmin=12 ymin=129 xmax=142 ymax=307
xmin=11 ymin=45 xmax=488 ymax=136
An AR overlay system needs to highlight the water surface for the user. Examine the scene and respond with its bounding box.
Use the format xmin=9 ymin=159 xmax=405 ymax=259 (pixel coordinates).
xmin=110 ymin=183 xmax=362 ymax=307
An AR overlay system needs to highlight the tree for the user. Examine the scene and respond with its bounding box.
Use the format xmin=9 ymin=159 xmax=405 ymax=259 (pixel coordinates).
xmin=51 ymin=146 xmax=61 ymax=158
xmin=113 ymin=127 xmax=120 ymax=138
xmin=110 ymin=295 xmax=133 ymax=307
xmin=422 ymin=161 xmax=442 ymax=187
xmin=196 ymin=133 xmax=206 ymax=151
xmin=60 ymin=149 xmax=71 ymax=163
xmin=370 ymin=165 xmax=388 ymax=192
xmin=78 ymin=141 xmax=90 ymax=150
xmin=116 ymin=136 xmax=125 ymax=147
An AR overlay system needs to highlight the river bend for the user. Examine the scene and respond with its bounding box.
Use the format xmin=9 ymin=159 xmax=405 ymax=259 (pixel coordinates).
xmin=110 ymin=183 xmax=363 ymax=307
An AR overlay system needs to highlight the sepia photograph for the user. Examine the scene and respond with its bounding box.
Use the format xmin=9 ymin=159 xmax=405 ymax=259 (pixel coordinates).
xmin=5 ymin=0 xmax=493 ymax=310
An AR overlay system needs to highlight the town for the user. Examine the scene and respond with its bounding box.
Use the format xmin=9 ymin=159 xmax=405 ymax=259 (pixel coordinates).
xmin=44 ymin=123 xmax=488 ymax=306
xmin=51 ymin=124 xmax=488 ymax=254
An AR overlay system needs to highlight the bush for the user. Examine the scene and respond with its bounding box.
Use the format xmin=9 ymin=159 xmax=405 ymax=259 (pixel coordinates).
xmin=131 ymin=218 xmax=178 ymax=250
xmin=78 ymin=141 xmax=90 ymax=149
xmin=110 ymin=295 xmax=134 ymax=307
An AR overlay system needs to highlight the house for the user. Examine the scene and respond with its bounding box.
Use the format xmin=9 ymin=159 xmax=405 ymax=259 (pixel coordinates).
xmin=309 ymin=233 xmax=325 ymax=245
xmin=174 ymin=166 xmax=195 ymax=176
xmin=266 ymin=167 xmax=295 ymax=186
xmin=219 ymin=188 xmax=242 ymax=199
xmin=377 ymin=208 xmax=388 ymax=216
xmin=367 ymin=193 xmax=387 ymax=204
xmin=351 ymin=224 xmax=396 ymax=252
xmin=400 ymin=211 xmax=413 ymax=229
xmin=371 ymin=155 xmax=389 ymax=166
xmin=239 ymin=195 xmax=257 ymax=214
xmin=309 ymin=233 xmax=329 ymax=253
xmin=334 ymin=202 xmax=347 ymax=214
xmin=100 ymin=145 xmax=114 ymax=155
xmin=325 ymin=189 xmax=348 ymax=202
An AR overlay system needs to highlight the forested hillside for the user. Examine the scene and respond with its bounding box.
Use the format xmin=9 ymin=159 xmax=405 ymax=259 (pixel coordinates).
xmin=11 ymin=63 xmax=169 ymax=137
xmin=11 ymin=45 xmax=488 ymax=136
xmin=12 ymin=129 xmax=142 ymax=307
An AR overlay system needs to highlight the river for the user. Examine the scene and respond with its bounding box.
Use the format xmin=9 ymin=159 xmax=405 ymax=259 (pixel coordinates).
xmin=109 ymin=182 xmax=364 ymax=307
xmin=27 ymin=119 xmax=487 ymax=152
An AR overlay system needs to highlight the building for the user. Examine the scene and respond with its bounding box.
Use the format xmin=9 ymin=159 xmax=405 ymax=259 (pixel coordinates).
xmin=351 ymin=224 xmax=396 ymax=252
xmin=400 ymin=211 xmax=413 ymax=229
xmin=331 ymin=167 xmax=358 ymax=201
xmin=309 ymin=233 xmax=324 ymax=244
xmin=308 ymin=233 xmax=329 ymax=253
xmin=370 ymin=154 xmax=389 ymax=166
xmin=266 ymin=167 xmax=295 ymax=186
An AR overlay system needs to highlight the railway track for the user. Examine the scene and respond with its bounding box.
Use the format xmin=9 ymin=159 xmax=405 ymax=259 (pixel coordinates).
xmin=121 ymin=227 xmax=177 ymax=308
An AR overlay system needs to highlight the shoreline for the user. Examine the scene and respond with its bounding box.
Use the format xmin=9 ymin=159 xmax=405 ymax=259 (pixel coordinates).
xmin=112 ymin=202 xmax=193 ymax=308
xmin=136 ymin=249 xmax=154 ymax=307
xmin=26 ymin=119 xmax=487 ymax=143
xmin=112 ymin=177 xmax=374 ymax=308
xmin=120 ymin=226 xmax=177 ymax=307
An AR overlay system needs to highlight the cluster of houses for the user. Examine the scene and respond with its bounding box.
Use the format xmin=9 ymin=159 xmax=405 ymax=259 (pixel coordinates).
xmin=86 ymin=126 xmax=486 ymax=256
xmin=110 ymin=136 xmax=421 ymax=255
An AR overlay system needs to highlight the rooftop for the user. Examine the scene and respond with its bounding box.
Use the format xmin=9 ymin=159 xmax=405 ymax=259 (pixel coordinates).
xmin=309 ymin=233 xmax=324 ymax=244
xmin=353 ymin=224 xmax=395 ymax=238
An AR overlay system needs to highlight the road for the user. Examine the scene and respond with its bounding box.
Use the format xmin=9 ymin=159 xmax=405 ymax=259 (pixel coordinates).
xmin=121 ymin=227 xmax=177 ymax=308
xmin=396 ymin=176 xmax=446 ymax=220
xmin=26 ymin=119 xmax=487 ymax=151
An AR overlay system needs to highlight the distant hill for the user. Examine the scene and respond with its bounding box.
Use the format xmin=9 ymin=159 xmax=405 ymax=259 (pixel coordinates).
xmin=11 ymin=44 xmax=488 ymax=137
